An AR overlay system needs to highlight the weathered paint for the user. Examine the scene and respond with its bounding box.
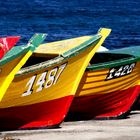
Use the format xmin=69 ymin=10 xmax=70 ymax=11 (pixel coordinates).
xmin=67 ymin=85 xmax=140 ymax=120
xmin=67 ymin=57 xmax=140 ymax=119
xmin=87 ymin=46 xmax=140 ymax=71
xmin=0 ymin=36 xmax=20 ymax=59
xmin=0 ymin=28 xmax=111 ymax=129
xmin=0 ymin=95 xmax=73 ymax=130
xmin=0 ymin=34 xmax=46 ymax=66
xmin=0 ymin=34 xmax=46 ymax=101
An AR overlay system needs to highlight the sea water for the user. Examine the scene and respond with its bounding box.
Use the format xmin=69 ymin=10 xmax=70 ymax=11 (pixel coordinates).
xmin=0 ymin=0 xmax=140 ymax=49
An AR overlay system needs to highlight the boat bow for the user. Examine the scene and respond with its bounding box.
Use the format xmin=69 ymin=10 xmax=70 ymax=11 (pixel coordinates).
xmin=0 ymin=34 xmax=46 ymax=101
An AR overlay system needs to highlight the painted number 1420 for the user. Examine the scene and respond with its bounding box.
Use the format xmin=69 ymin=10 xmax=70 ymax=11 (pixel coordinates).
xmin=22 ymin=63 xmax=67 ymax=97
xmin=106 ymin=63 xmax=136 ymax=80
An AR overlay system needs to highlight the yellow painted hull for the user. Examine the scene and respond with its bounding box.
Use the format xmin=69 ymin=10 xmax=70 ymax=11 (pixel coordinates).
xmin=77 ymin=62 xmax=140 ymax=97
xmin=0 ymin=28 xmax=111 ymax=130
xmin=67 ymin=52 xmax=140 ymax=120
xmin=1 ymin=47 xmax=98 ymax=108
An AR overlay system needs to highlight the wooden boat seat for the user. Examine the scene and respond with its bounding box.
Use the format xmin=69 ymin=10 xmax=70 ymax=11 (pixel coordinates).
xmin=33 ymin=36 xmax=93 ymax=58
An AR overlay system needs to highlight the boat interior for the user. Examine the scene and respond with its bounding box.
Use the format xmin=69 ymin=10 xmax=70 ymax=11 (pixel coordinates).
xmin=22 ymin=49 xmax=134 ymax=69
xmin=22 ymin=54 xmax=58 ymax=68
xmin=21 ymin=36 xmax=138 ymax=68
xmin=90 ymin=52 xmax=134 ymax=65
xmin=22 ymin=35 xmax=95 ymax=68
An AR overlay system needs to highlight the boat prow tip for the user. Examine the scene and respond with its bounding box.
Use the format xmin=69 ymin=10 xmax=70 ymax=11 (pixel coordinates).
xmin=98 ymin=28 xmax=111 ymax=37
xmin=28 ymin=33 xmax=47 ymax=51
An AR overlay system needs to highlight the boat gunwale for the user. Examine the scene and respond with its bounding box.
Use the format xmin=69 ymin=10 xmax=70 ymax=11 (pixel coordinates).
xmin=0 ymin=33 xmax=47 ymax=66
xmin=16 ymin=34 xmax=101 ymax=76
xmin=87 ymin=48 xmax=140 ymax=71
xmin=0 ymin=45 xmax=29 ymax=66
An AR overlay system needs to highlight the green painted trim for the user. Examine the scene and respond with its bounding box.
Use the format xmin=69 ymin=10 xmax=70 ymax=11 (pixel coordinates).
xmin=62 ymin=34 xmax=101 ymax=58
xmin=16 ymin=56 xmax=64 ymax=76
xmin=16 ymin=34 xmax=101 ymax=76
xmin=104 ymin=46 xmax=140 ymax=57
xmin=0 ymin=45 xmax=29 ymax=66
xmin=0 ymin=33 xmax=47 ymax=66
xmin=87 ymin=46 xmax=140 ymax=71
xmin=87 ymin=55 xmax=140 ymax=71
xmin=27 ymin=33 xmax=47 ymax=52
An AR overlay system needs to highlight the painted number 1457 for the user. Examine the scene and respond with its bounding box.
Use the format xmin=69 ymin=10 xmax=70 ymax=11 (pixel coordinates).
xmin=22 ymin=63 xmax=67 ymax=97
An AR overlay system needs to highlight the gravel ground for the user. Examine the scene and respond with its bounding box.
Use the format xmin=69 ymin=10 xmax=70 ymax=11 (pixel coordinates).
xmin=0 ymin=111 xmax=140 ymax=140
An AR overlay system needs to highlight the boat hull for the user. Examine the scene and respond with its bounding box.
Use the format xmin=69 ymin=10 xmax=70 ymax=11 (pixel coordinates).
xmin=0 ymin=57 xmax=81 ymax=130
xmin=0 ymin=95 xmax=73 ymax=130
xmin=0 ymin=28 xmax=110 ymax=130
xmin=67 ymin=86 xmax=140 ymax=120
xmin=67 ymin=61 xmax=140 ymax=120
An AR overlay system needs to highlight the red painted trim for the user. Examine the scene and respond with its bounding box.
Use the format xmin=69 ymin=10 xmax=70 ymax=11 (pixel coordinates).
xmin=0 ymin=36 xmax=20 ymax=59
xmin=67 ymin=86 xmax=140 ymax=120
xmin=0 ymin=95 xmax=73 ymax=130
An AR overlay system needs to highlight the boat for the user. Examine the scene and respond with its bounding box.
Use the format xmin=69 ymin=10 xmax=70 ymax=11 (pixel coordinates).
xmin=0 ymin=28 xmax=111 ymax=130
xmin=0 ymin=36 xmax=20 ymax=59
xmin=66 ymin=42 xmax=140 ymax=120
xmin=0 ymin=34 xmax=46 ymax=102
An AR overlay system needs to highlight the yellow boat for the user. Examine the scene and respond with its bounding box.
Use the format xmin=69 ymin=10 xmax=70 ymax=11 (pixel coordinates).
xmin=0 ymin=34 xmax=46 ymax=100
xmin=67 ymin=41 xmax=140 ymax=120
xmin=0 ymin=28 xmax=111 ymax=130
